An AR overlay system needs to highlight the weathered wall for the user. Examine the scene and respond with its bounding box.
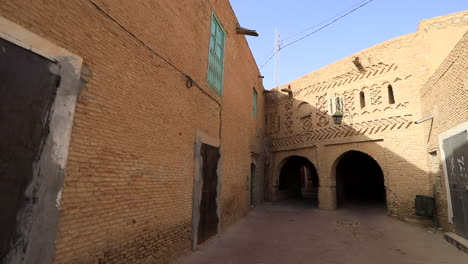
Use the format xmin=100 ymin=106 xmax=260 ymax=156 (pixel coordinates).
xmin=0 ymin=18 xmax=84 ymax=263
xmin=0 ymin=0 xmax=265 ymax=263
xmin=265 ymin=11 xmax=468 ymax=219
xmin=420 ymin=31 xmax=468 ymax=230
xmin=418 ymin=11 xmax=468 ymax=73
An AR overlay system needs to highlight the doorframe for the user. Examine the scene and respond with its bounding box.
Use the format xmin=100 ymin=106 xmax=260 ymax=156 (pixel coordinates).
xmin=250 ymin=162 xmax=256 ymax=207
xmin=250 ymin=152 xmax=259 ymax=207
xmin=192 ymin=130 xmax=221 ymax=250
xmin=439 ymin=121 xmax=468 ymax=223
xmin=0 ymin=17 xmax=82 ymax=263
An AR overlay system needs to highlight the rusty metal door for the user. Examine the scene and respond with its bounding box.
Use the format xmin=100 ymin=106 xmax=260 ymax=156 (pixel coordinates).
xmin=198 ymin=144 xmax=219 ymax=244
xmin=0 ymin=38 xmax=60 ymax=259
xmin=443 ymin=130 xmax=468 ymax=239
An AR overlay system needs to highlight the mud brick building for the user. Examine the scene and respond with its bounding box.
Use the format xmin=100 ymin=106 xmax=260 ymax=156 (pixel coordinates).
xmin=265 ymin=10 xmax=467 ymax=234
xmin=0 ymin=0 xmax=265 ymax=263
xmin=0 ymin=1 xmax=467 ymax=263
xmin=420 ymin=30 xmax=468 ymax=240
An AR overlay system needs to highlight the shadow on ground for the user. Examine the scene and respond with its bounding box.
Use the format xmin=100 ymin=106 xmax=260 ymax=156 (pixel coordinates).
xmin=177 ymin=201 xmax=467 ymax=264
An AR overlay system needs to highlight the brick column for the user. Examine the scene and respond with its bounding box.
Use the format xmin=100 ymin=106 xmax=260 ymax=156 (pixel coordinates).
xmin=318 ymin=186 xmax=337 ymax=210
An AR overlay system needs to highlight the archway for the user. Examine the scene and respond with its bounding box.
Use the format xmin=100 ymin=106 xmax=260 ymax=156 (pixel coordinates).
xmin=278 ymin=156 xmax=319 ymax=205
xmin=335 ymin=151 xmax=386 ymax=207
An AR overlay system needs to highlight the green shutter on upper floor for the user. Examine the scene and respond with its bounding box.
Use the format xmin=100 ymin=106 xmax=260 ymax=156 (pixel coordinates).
xmin=207 ymin=13 xmax=225 ymax=95
xmin=253 ymin=89 xmax=258 ymax=117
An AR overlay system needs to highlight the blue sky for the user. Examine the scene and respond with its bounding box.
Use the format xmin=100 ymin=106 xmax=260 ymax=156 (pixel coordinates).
xmin=229 ymin=0 xmax=467 ymax=89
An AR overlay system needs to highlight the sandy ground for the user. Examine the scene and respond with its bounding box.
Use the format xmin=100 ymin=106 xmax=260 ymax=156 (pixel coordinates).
xmin=176 ymin=200 xmax=468 ymax=264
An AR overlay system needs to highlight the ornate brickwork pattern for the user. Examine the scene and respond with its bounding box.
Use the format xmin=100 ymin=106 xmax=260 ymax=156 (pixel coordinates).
xmin=343 ymin=90 xmax=356 ymax=114
xmin=300 ymin=115 xmax=313 ymax=131
xmin=284 ymin=98 xmax=293 ymax=134
xmin=383 ymin=101 xmax=409 ymax=111
xmin=267 ymin=114 xmax=413 ymax=150
xmin=370 ymin=86 xmax=382 ymax=105
xmin=292 ymin=62 xmax=399 ymax=98
xmin=267 ymin=113 xmax=277 ymax=135
xmin=297 ymin=102 xmax=313 ymax=131
xmin=315 ymin=93 xmax=329 ymax=127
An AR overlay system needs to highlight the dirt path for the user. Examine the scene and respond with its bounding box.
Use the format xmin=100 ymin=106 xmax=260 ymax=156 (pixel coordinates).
xmin=177 ymin=201 xmax=467 ymax=264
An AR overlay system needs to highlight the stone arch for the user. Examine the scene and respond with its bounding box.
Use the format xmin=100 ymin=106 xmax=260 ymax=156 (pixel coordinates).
xmin=276 ymin=155 xmax=318 ymax=184
xmin=276 ymin=155 xmax=319 ymax=205
xmin=331 ymin=150 xmax=386 ymax=208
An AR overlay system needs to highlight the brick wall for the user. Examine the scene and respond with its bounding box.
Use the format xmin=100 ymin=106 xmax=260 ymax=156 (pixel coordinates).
xmin=0 ymin=0 xmax=265 ymax=263
xmin=264 ymin=11 xmax=467 ymax=219
xmin=420 ymin=31 xmax=468 ymax=230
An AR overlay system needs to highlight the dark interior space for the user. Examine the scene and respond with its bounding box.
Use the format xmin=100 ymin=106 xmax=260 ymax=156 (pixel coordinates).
xmin=250 ymin=163 xmax=256 ymax=207
xmin=198 ymin=144 xmax=220 ymax=244
xmin=0 ymin=39 xmax=60 ymax=259
xmin=279 ymin=156 xmax=319 ymax=205
xmin=336 ymin=151 xmax=386 ymax=207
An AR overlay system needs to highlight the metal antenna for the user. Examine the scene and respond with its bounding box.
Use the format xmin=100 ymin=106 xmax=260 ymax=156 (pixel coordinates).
xmin=274 ymin=28 xmax=281 ymax=90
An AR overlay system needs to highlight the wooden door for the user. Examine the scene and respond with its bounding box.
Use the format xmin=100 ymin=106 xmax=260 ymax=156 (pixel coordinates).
xmin=198 ymin=144 xmax=220 ymax=244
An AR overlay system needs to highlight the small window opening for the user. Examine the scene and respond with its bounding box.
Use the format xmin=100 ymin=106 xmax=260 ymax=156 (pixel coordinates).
xmin=359 ymin=91 xmax=366 ymax=108
xmin=388 ymin=85 xmax=395 ymax=104
xmin=252 ymin=88 xmax=258 ymax=117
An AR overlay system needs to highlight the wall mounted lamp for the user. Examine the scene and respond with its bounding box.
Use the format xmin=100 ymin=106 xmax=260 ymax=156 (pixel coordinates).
xmin=332 ymin=97 xmax=344 ymax=125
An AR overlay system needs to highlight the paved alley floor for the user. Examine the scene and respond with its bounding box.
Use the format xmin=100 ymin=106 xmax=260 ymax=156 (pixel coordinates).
xmin=177 ymin=200 xmax=468 ymax=264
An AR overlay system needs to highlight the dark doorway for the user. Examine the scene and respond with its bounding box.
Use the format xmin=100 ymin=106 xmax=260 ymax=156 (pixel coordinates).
xmin=336 ymin=151 xmax=386 ymax=207
xmin=250 ymin=163 xmax=256 ymax=207
xmin=0 ymin=38 xmax=60 ymax=259
xmin=198 ymin=144 xmax=220 ymax=244
xmin=278 ymin=156 xmax=319 ymax=205
xmin=442 ymin=130 xmax=468 ymax=239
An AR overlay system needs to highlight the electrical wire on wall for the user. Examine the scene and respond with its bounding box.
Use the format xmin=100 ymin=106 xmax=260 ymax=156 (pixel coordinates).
xmin=86 ymin=0 xmax=224 ymax=139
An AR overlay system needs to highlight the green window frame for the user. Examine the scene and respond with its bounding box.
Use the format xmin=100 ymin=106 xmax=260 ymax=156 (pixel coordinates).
xmin=253 ymin=88 xmax=258 ymax=117
xmin=207 ymin=12 xmax=225 ymax=95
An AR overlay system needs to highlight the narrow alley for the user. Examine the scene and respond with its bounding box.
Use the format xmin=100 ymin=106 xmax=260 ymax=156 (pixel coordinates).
xmin=178 ymin=201 xmax=467 ymax=264
xmin=1 ymin=1 xmax=468 ymax=263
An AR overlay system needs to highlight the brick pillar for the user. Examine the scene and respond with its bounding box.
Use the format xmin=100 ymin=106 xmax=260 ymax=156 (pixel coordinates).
xmin=318 ymin=186 xmax=337 ymax=210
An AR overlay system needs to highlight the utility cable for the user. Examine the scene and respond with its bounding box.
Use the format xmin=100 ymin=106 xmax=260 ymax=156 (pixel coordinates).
xmin=258 ymin=47 xmax=275 ymax=67
xmin=259 ymin=0 xmax=375 ymax=69
xmin=282 ymin=0 xmax=369 ymax=42
xmin=87 ymin=0 xmax=222 ymax=108
xmin=259 ymin=53 xmax=276 ymax=69
xmin=87 ymin=0 xmax=224 ymax=139
xmin=281 ymin=0 xmax=374 ymax=50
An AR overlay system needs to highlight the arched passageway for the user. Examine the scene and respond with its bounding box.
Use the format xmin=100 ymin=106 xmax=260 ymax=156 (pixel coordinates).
xmin=335 ymin=151 xmax=386 ymax=207
xmin=278 ymin=156 xmax=319 ymax=205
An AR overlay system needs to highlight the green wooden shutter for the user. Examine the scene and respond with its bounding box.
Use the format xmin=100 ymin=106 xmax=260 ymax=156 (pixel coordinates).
xmin=253 ymin=89 xmax=258 ymax=117
xmin=207 ymin=13 xmax=225 ymax=95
